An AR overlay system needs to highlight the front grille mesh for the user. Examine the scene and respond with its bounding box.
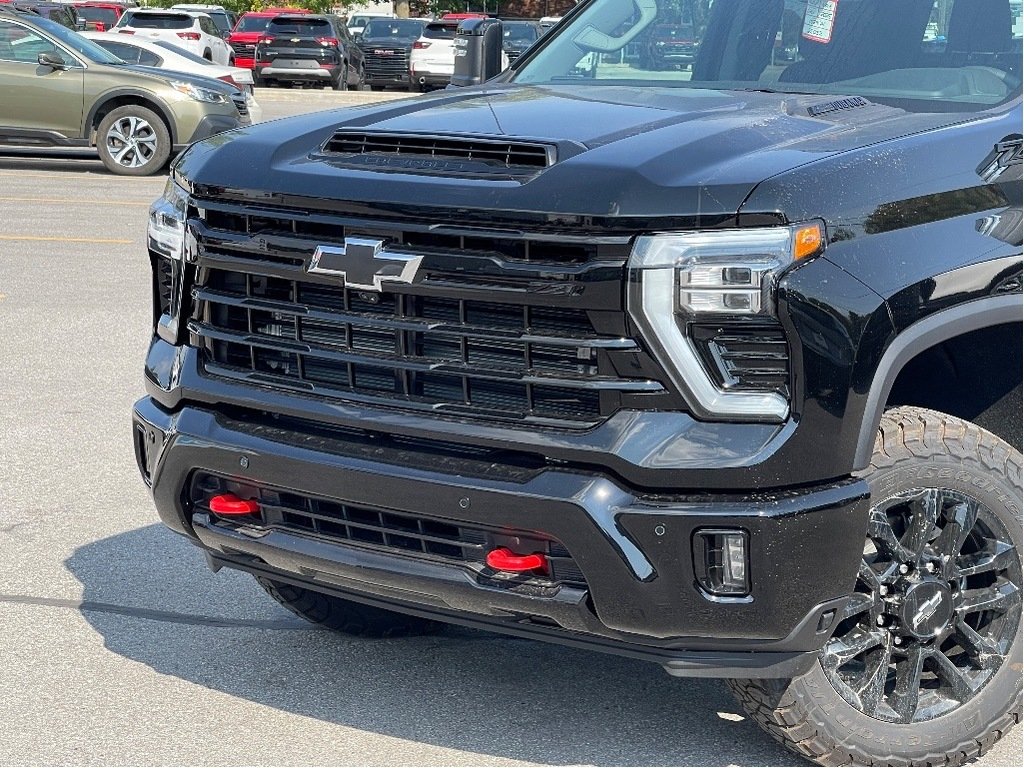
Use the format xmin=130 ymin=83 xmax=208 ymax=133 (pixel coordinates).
xmin=361 ymin=46 xmax=409 ymax=80
xmin=229 ymin=41 xmax=255 ymax=57
xmin=186 ymin=200 xmax=661 ymax=427
xmin=192 ymin=472 xmax=588 ymax=588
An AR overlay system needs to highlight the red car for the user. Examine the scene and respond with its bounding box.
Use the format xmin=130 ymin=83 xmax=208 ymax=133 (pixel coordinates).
xmin=72 ymin=2 xmax=128 ymax=32
xmin=227 ymin=6 xmax=308 ymax=69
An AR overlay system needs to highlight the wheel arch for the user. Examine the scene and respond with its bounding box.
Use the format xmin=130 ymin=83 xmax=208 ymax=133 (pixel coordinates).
xmin=853 ymin=293 xmax=1023 ymax=470
xmin=86 ymin=91 xmax=178 ymax=147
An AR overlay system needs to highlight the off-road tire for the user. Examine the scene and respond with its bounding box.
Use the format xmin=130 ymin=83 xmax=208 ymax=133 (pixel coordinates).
xmin=256 ymin=577 xmax=441 ymax=637
xmin=96 ymin=105 xmax=171 ymax=176
xmin=727 ymin=406 xmax=1022 ymax=766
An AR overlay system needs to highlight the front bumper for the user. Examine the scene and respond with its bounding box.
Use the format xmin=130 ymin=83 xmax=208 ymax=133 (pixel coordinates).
xmin=133 ymin=394 xmax=870 ymax=677
xmin=180 ymin=113 xmax=245 ymax=147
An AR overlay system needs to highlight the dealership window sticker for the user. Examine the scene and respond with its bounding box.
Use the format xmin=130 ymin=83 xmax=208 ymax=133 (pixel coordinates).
xmin=803 ymin=0 xmax=838 ymax=43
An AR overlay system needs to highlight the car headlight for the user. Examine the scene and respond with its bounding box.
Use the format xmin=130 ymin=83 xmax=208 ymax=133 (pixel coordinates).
xmin=170 ymin=80 xmax=229 ymax=104
xmin=628 ymin=223 xmax=824 ymax=421
xmin=148 ymin=178 xmax=192 ymax=342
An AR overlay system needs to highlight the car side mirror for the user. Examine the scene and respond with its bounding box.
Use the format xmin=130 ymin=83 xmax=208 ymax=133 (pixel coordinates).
xmin=38 ymin=51 xmax=68 ymax=70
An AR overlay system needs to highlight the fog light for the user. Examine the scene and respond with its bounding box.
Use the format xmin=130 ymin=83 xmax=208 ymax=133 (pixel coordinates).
xmin=694 ymin=529 xmax=750 ymax=597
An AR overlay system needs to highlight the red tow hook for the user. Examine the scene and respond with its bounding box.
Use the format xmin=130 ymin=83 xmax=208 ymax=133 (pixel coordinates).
xmin=208 ymin=493 xmax=260 ymax=516
xmin=485 ymin=547 xmax=548 ymax=574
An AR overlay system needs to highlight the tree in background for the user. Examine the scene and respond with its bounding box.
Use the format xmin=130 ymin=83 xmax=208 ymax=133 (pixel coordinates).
xmin=143 ymin=1 xmax=366 ymax=17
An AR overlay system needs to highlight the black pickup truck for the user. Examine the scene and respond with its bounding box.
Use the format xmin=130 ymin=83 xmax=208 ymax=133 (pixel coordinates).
xmin=134 ymin=0 xmax=1023 ymax=764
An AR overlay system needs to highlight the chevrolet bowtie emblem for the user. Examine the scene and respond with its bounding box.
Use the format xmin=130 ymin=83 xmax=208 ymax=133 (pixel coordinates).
xmin=307 ymin=237 xmax=423 ymax=292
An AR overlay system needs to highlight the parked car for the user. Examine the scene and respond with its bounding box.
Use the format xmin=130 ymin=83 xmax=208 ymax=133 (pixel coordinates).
xmin=136 ymin=0 xmax=1023 ymax=765
xmin=254 ymin=13 xmax=363 ymax=90
xmin=357 ymin=16 xmax=424 ymax=91
xmin=345 ymin=11 xmax=393 ymax=38
xmin=408 ymin=19 xmax=458 ymax=91
xmin=500 ymin=19 xmax=540 ymax=63
xmin=641 ymin=22 xmax=697 ymax=70
xmin=226 ymin=6 xmax=308 ymax=70
xmin=170 ymin=4 xmax=232 ymax=36
xmin=0 ymin=5 xmax=246 ymax=174
xmin=70 ymin=2 xmax=126 ymax=32
xmin=112 ymin=8 xmax=230 ymax=65
xmin=82 ymin=30 xmax=261 ymax=121
xmin=8 ymin=1 xmax=80 ymax=30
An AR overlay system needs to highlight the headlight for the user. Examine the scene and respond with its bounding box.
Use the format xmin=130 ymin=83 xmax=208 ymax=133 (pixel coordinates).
xmin=628 ymin=223 xmax=824 ymax=421
xmin=149 ymin=177 xmax=188 ymax=262
xmin=148 ymin=178 xmax=192 ymax=343
xmin=170 ymin=80 xmax=230 ymax=104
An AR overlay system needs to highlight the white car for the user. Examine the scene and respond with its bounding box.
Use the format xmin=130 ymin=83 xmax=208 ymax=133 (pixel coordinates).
xmin=170 ymin=4 xmax=235 ymax=36
xmin=346 ymin=12 xmax=394 ymax=38
xmin=82 ymin=31 xmax=262 ymax=122
xmin=408 ymin=20 xmax=457 ymax=91
xmin=112 ymin=8 xmax=231 ymax=66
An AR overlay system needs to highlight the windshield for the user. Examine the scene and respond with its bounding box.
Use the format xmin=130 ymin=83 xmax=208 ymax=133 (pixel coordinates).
xmin=515 ymin=0 xmax=1023 ymax=109
xmin=267 ymin=18 xmax=331 ymax=35
xmin=234 ymin=14 xmax=270 ymax=32
xmin=503 ymin=23 xmax=539 ymax=43
xmin=31 ymin=14 xmax=125 ymax=64
xmin=117 ymin=12 xmax=193 ymax=30
xmin=361 ymin=19 xmax=424 ymax=38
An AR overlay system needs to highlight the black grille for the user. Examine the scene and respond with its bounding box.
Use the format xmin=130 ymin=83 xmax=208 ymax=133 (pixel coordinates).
xmin=231 ymin=93 xmax=248 ymax=118
xmin=694 ymin=324 xmax=790 ymax=395
xmin=156 ymin=255 xmax=175 ymax=317
xmin=323 ymin=131 xmax=553 ymax=169
xmin=229 ymin=41 xmax=255 ymax=57
xmin=191 ymin=472 xmax=587 ymax=589
xmin=361 ymin=45 xmax=409 ymax=81
xmin=186 ymin=200 xmax=662 ymax=428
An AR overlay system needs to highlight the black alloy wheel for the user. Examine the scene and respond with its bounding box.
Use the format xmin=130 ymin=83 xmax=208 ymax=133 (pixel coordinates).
xmin=820 ymin=487 xmax=1020 ymax=723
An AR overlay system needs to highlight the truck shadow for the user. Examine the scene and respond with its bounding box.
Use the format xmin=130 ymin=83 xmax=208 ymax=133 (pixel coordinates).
xmin=66 ymin=525 xmax=796 ymax=767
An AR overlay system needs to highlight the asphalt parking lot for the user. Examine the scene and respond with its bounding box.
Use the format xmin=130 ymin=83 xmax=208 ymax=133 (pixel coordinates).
xmin=1 ymin=88 xmax=1020 ymax=767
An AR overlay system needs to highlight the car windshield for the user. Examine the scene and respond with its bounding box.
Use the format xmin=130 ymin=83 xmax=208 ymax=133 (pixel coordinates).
xmin=154 ymin=39 xmax=214 ymax=64
xmin=503 ymin=23 xmax=539 ymax=42
xmin=267 ymin=18 xmax=331 ymax=35
xmin=118 ymin=12 xmax=193 ymax=30
xmin=514 ymin=0 xmax=1024 ymax=110
xmin=423 ymin=23 xmax=456 ymax=40
xmin=76 ymin=7 xmax=119 ymax=27
xmin=31 ymin=14 xmax=125 ymax=64
xmin=361 ymin=19 xmax=424 ymax=38
xmin=234 ymin=14 xmax=270 ymax=32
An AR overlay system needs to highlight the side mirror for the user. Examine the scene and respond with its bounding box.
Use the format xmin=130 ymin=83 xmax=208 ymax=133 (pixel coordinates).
xmin=38 ymin=51 xmax=68 ymax=70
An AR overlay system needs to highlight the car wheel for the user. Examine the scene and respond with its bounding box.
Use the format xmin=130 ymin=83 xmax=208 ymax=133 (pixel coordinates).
xmin=332 ymin=62 xmax=348 ymax=91
xmin=96 ymin=105 xmax=171 ymax=177
xmin=728 ymin=406 xmax=1022 ymax=766
xmin=256 ymin=577 xmax=441 ymax=637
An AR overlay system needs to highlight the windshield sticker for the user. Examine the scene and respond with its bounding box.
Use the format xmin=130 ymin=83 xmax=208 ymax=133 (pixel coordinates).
xmin=803 ymin=0 xmax=838 ymax=43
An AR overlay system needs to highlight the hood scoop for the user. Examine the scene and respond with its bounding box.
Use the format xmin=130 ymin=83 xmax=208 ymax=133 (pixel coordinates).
xmin=320 ymin=130 xmax=556 ymax=178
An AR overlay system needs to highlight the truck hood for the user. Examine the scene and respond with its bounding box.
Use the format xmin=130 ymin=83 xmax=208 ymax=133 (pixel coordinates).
xmin=178 ymin=84 xmax=975 ymax=224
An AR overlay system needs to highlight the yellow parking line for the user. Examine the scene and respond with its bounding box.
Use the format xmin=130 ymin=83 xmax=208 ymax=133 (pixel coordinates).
xmin=0 ymin=235 xmax=133 ymax=244
xmin=0 ymin=196 xmax=150 ymax=206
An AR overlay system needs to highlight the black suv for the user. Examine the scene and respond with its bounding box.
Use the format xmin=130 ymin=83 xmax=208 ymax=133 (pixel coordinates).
xmin=358 ymin=17 xmax=425 ymax=91
xmin=135 ymin=1 xmax=1023 ymax=764
xmin=500 ymin=19 xmax=540 ymax=64
xmin=254 ymin=13 xmax=364 ymax=90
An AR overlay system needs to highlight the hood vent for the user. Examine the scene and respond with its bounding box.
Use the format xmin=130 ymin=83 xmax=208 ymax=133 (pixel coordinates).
xmin=322 ymin=131 xmax=555 ymax=173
